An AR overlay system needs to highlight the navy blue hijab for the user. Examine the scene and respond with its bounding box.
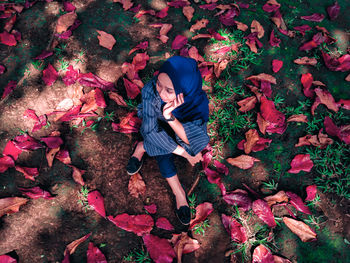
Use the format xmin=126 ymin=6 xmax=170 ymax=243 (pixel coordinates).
xmin=158 ymin=56 xmax=209 ymax=122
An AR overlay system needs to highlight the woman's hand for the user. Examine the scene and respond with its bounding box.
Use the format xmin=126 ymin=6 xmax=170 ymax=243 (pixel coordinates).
xmin=186 ymin=152 xmax=203 ymax=166
xmin=163 ymin=93 xmax=184 ymax=119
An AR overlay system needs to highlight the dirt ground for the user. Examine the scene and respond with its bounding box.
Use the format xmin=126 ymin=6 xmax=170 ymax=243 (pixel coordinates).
xmin=0 ymin=0 xmax=349 ymax=262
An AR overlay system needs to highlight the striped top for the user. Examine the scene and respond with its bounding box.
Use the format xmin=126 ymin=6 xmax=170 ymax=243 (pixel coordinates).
xmin=137 ymin=77 xmax=210 ymax=157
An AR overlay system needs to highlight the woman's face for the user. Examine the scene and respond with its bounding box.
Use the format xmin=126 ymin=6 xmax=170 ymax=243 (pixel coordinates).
xmin=156 ymin=73 xmax=176 ymax=103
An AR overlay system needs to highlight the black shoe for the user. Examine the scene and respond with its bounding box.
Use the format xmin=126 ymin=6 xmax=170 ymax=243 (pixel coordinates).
xmin=175 ymin=205 xmax=191 ymax=225
xmin=126 ymin=156 xmax=143 ymax=175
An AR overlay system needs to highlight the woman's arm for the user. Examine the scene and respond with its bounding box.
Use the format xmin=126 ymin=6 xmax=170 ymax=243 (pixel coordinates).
xmin=167 ymin=116 xmax=189 ymax=144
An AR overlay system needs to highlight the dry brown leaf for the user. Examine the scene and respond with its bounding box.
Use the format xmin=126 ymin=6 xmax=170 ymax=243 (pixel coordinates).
xmin=69 ymin=165 xmax=85 ymax=186
xmin=109 ymin=91 xmax=127 ymax=107
xmin=264 ymin=191 xmax=289 ymax=207
xmin=257 ymin=113 xmax=269 ymax=135
xmin=80 ymin=89 xmax=98 ymax=113
xmin=46 ymin=147 xmax=60 ymax=167
xmin=183 ymin=6 xmax=194 ymax=22
xmin=191 ymin=33 xmax=211 ymax=40
xmin=190 ymin=19 xmax=209 ymax=32
xmin=314 ymin=88 xmax=339 ymax=112
xmin=295 ymin=135 xmax=312 ymax=147
xmin=346 ymin=74 xmax=350 ymax=82
xmin=287 ymin=114 xmax=308 ymax=123
xmin=113 ymin=0 xmax=133 ymax=11
xmin=226 ymin=155 xmax=260 ymax=170
xmin=317 ymin=130 xmax=333 ymax=147
xmin=64 ymin=233 xmax=92 ymax=256
xmin=246 ymin=84 xmax=262 ymax=101
xmin=128 ymin=173 xmax=146 ymax=198
xmin=245 ymin=40 xmax=258 ymax=53
xmin=96 ymin=30 xmax=116 ymax=50
xmin=0 ymin=197 xmax=28 ymax=217
xmin=56 ymin=12 xmax=77 ymax=33
xmin=235 ymin=21 xmax=248 ymax=31
xmin=294 ymin=57 xmax=317 ymax=66
xmin=67 ymin=83 xmax=84 ymax=106
xmin=251 ymin=20 xmax=264 ymax=38
xmin=214 ymin=59 xmax=229 ymax=78
xmin=312 ymin=80 xmax=326 ymax=87
xmin=170 ymin=232 xmax=200 ymax=263
xmin=283 ymin=217 xmax=317 ymax=242
xmin=188 ymin=46 xmax=204 ymax=62
xmin=237 ymin=96 xmax=257 ymax=112
xmin=246 ymin=73 xmax=277 ymax=84
xmin=244 ymin=129 xmax=259 ymax=154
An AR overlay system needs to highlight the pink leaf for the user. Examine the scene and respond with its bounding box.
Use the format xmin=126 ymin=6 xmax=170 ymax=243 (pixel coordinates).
xmin=1 ymin=80 xmax=17 ymax=99
xmin=223 ymin=189 xmax=252 ymax=211
xmin=294 ymin=25 xmax=312 ymax=36
xmin=190 ymin=202 xmax=213 ymax=229
xmin=221 ymin=214 xmax=247 ymax=243
xmin=78 ymin=72 xmax=115 ymax=91
xmin=167 ymin=1 xmax=189 ymax=8
xmin=40 ymin=136 xmax=63 ymax=149
xmin=0 ymin=255 xmax=17 ymax=263
xmin=219 ymin=8 xmax=240 ymax=26
xmin=18 ymin=186 xmax=54 ymax=199
xmin=129 ymin=41 xmax=148 ymax=55
xmin=15 ymin=166 xmax=39 ymax=181
xmin=156 ymin=217 xmax=174 ymax=231
xmin=42 ymin=64 xmax=58 ymax=86
xmin=63 ymin=65 xmax=79 ymax=86
xmin=199 ymin=4 xmax=217 ymax=11
xmin=132 ymin=52 xmax=149 ymax=71
xmin=64 ymin=2 xmax=76 ymax=12
xmin=108 ymin=213 xmax=154 ymax=236
xmin=13 ymin=134 xmax=43 ymax=151
xmin=327 ymin=1 xmax=340 ymax=20
xmin=88 ymin=190 xmax=106 ymax=217
xmin=300 ymin=13 xmax=325 ymax=22
xmin=34 ymin=50 xmax=53 ymax=60
xmin=269 ymin=30 xmax=281 ymax=47
xmin=0 ymin=31 xmax=17 ymax=46
xmin=94 ymin=88 xmax=106 ymax=108
xmin=301 ymin=73 xmax=314 ymax=98
xmin=55 ymin=148 xmax=72 ymax=164
xmin=171 ymin=35 xmax=188 ymax=50
xmin=2 ymin=140 xmax=22 ymax=161
xmin=214 ymin=160 xmax=228 ymax=175
xmin=86 ymin=242 xmax=107 ymax=263
xmin=262 ymin=1 xmax=280 ymax=13
xmin=260 ymin=96 xmax=287 ymax=134
xmin=0 ymin=64 xmax=5 ymax=74
xmin=123 ymin=78 xmax=140 ymax=99
xmin=0 ymin=155 xmax=15 ymax=173
xmin=252 ymin=244 xmax=275 ymax=263
xmin=261 ymin=81 xmax=272 ymax=97
xmin=288 ymin=154 xmax=313 ymax=174
xmin=286 ymin=191 xmax=312 ymax=215
xmin=305 ymin=185 xmax=317 ymax=201
xmin=143 ymin=234 xmax=176 ymax=263
xmin=252 ymin=199 xmax=276 ymax=228
xmin=144 ymin=204 xmax=157 ymax=214
xmin=272 ymin=59 xmax=283 ymax=73
xmin=156 ymin=6 xmax=169 ymax=18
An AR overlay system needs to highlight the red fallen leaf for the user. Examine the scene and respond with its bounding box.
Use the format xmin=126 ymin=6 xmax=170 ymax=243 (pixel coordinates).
xmin=301 ymin=13 xmax=324 ymax=22
xmin=56 ymin=12 xmax=77 ymax=33
xmin=108 ymin=213 xmax=154 ymax=236
xmin=219 ymin=6 xmax=240 ymax=26
xmin=237 ymin=96 xmax=257 ymax=112
xmin=214 ymin=160 xmax=228 ymax=175
xmin=15 ymin=166 xmax=39 ymax=181
xmin=40 ymin=136 xmax=63 ymax=149
xmin=0 ymin=31 xmax=17 ymax=46
xmin=2 ymin=140 xmax=22 ymax=161
xmin=151 ymin=23 xmax=173 ymax=44
xmin=252 ymin=244 xmax=275 ymax=263
xmin=78 ymin=72 xmax=115 ymax=91
xmin=207 ymin=28 xmax=226 ymax=40
xmin=294 ymin=57 xmax=317 ymax=66
xmin=143 ymin=234 xmax=176 ymax=263
xmin=55 ymin=148 xmax=71 ymax=164
xmin=108 ymin=91 xmax=127 ymax=107
xmin=190 ymin=19 xmax=209 ymax=32
xmin=286 ymin=191 xmax=311 ymax=215
xmin=13 ymin=134 xmax=43 ymax=151
xmin=244 ymin=32 xmax=263 ymax=53
xmin=262 ymin=0 xmax=280 ymax=13
xmin=64 ymin=1 xmax=76 ymax=12
xmin=252 ymin=199 xmax=276 ymax=228
xmin=314 ymin=88 xmax=339 ymax=112
xmin=246 ymin=73 xmax=276 ymax=84
xmin=170 ymin=232 xmax=200 ymax=263
xmin=305 ymin=185 xmax=318 ymax=202
xmin=272 ymin=59 xmax=283 ymax=73
xmin=129 ymin=41 xmax=148 ymax=55
xmin=46 ymin=147 xmax=60 ymax=167
xmin=283 ymin=217 xmax=317 ymax=242
xmin=287 ymin=114 xmax=308 ymax=123
xmin=327 ymin=1 xmax=340 ymax=20
xmin=183 ymin=6 xmax=194 ymax=22
xmin=156 ymin=217 xmax=174 ymax=231
xmin=4 ymin=14 xmax=17 ymax=32
xmin=156 ymin=6 xmax=169 ymax=18
xmin=69 ymin=165 xmax=85 ymax=186
xmin=144 ymin=204 xmax=157 ymax=214
xmin=0 ymin=64 xmax=5 ymax=74
xmin=56 ymin=30 xmax=72 ymax=40
xmin=201 ymin=144 xmax=213 ymax=170
xmin=260 ymin=81 xmax=272 ymax=97
xmin=0 ymin=197 xmax=28 ymax=217
xmin=188 ymin=46 xmax=204 ymax=62
xmin=18 ymin=186 xmax=54 ymax=199
xmin=269 ymin=29 xmax=281 ymax=47
xmin=199 ymin=3 xmax=217 ymax=10
xmin=237 ymin=137 xmax=272 ymax=153
xmin=226 ymin=155 xmax=260 ymax=169
xmin=221 ymin=214 xmax=247 ymax=243
xmin=86 ymin=242 xmax=107 ymax=263
xmin=1 ymin=80 xmax=17 ymax=99
xmin=301 ymin=73 xmax=314 ymax=98
xmin=96 ymin=30 xmax=116 ymax=50
xmin=264 ymin=190 xmax=289 ymax=207
xmin=288 ymin=154 xmax=313 ymax=174
xmin=34 ymin=50 xmax=53 ymax=60
xmin=0 ymin=155 xmax=15 ymax=173
xmin=62 ymin=65 xmax=79 ymax=86
xmin=42 ymin=64 xmax=58 ymax=86
xmin=63 ymin=233 xmax=92 ymax=261
xmin=190 ymin=202 xmax=213 ymax=229
xmin=123 ymin=78 xmax=140 ymax=99
xmin=214 ymin=59 xmax=229 ymax=78
xmin=260 ymin=96 xmax=287 ymax=134
xmin=132 ymin=52 xmax=149 ymax=71
xmin=223 ymin=189 xmax=252 ymax=211
xmin=171 ymin=35 xmax=188 ymax=50
xmin=112 ymin=111 xmax=141 ymax=133
xmin=294 ymin=25 xmax=312 ymax=36
xmin=128 ymin=172 xmax=146 ymax=198
xmin=251 ymin=20 xmax=264 ymax=39
xmin=87 ymin=190 xmax=105 ymax=217
xmin=168 ymin=1 xmax=189 ymax=8
xmin=0 ymin=255 xmax=17 ymax=263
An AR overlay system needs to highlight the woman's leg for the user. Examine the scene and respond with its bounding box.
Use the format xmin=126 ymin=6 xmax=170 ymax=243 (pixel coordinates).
xmin=166 ymin=175 xmax=188 ymax=209
xmin=131 ymin=141 xmax=145 ymax=161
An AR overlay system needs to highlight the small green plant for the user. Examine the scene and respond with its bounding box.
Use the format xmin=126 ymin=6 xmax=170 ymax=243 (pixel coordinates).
xmin=261 ymin=180 xmax=279 ymax=191
xmin=18 ymin=128 xmax=28 ymax=135
xmin=44 ymin=121 xmax=51 ymax=129
xmin=306 ymin=193 xmax=321 ymax=208
xmin=193 ymin=219 xmax=210 ymax=236
xmin=273 ymin=94 xmax=285 ymax=106
xmin=77 ymin=186 xmax=91 ymax=212
xmin=31 ymin=60 xmax=45 ymax=71
xmin=57 ymin=56 xmax=69 ymax=71
xmin=54 ymin=43 xmax=68 ymax=56
xmin=303 ymin=215 xmax=326 ymax=230
xmin=125 ymin=99 xmax=139 ymax=109
xmin=188 ymin=193 xmax=197 ymax=216
xmin=103 ymin=111 xmax=115 ymax=122
xmin=74 ymin=50 xmax=86 ymax=65
xmin=123 ymin=248 xmax=151 ymax=263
